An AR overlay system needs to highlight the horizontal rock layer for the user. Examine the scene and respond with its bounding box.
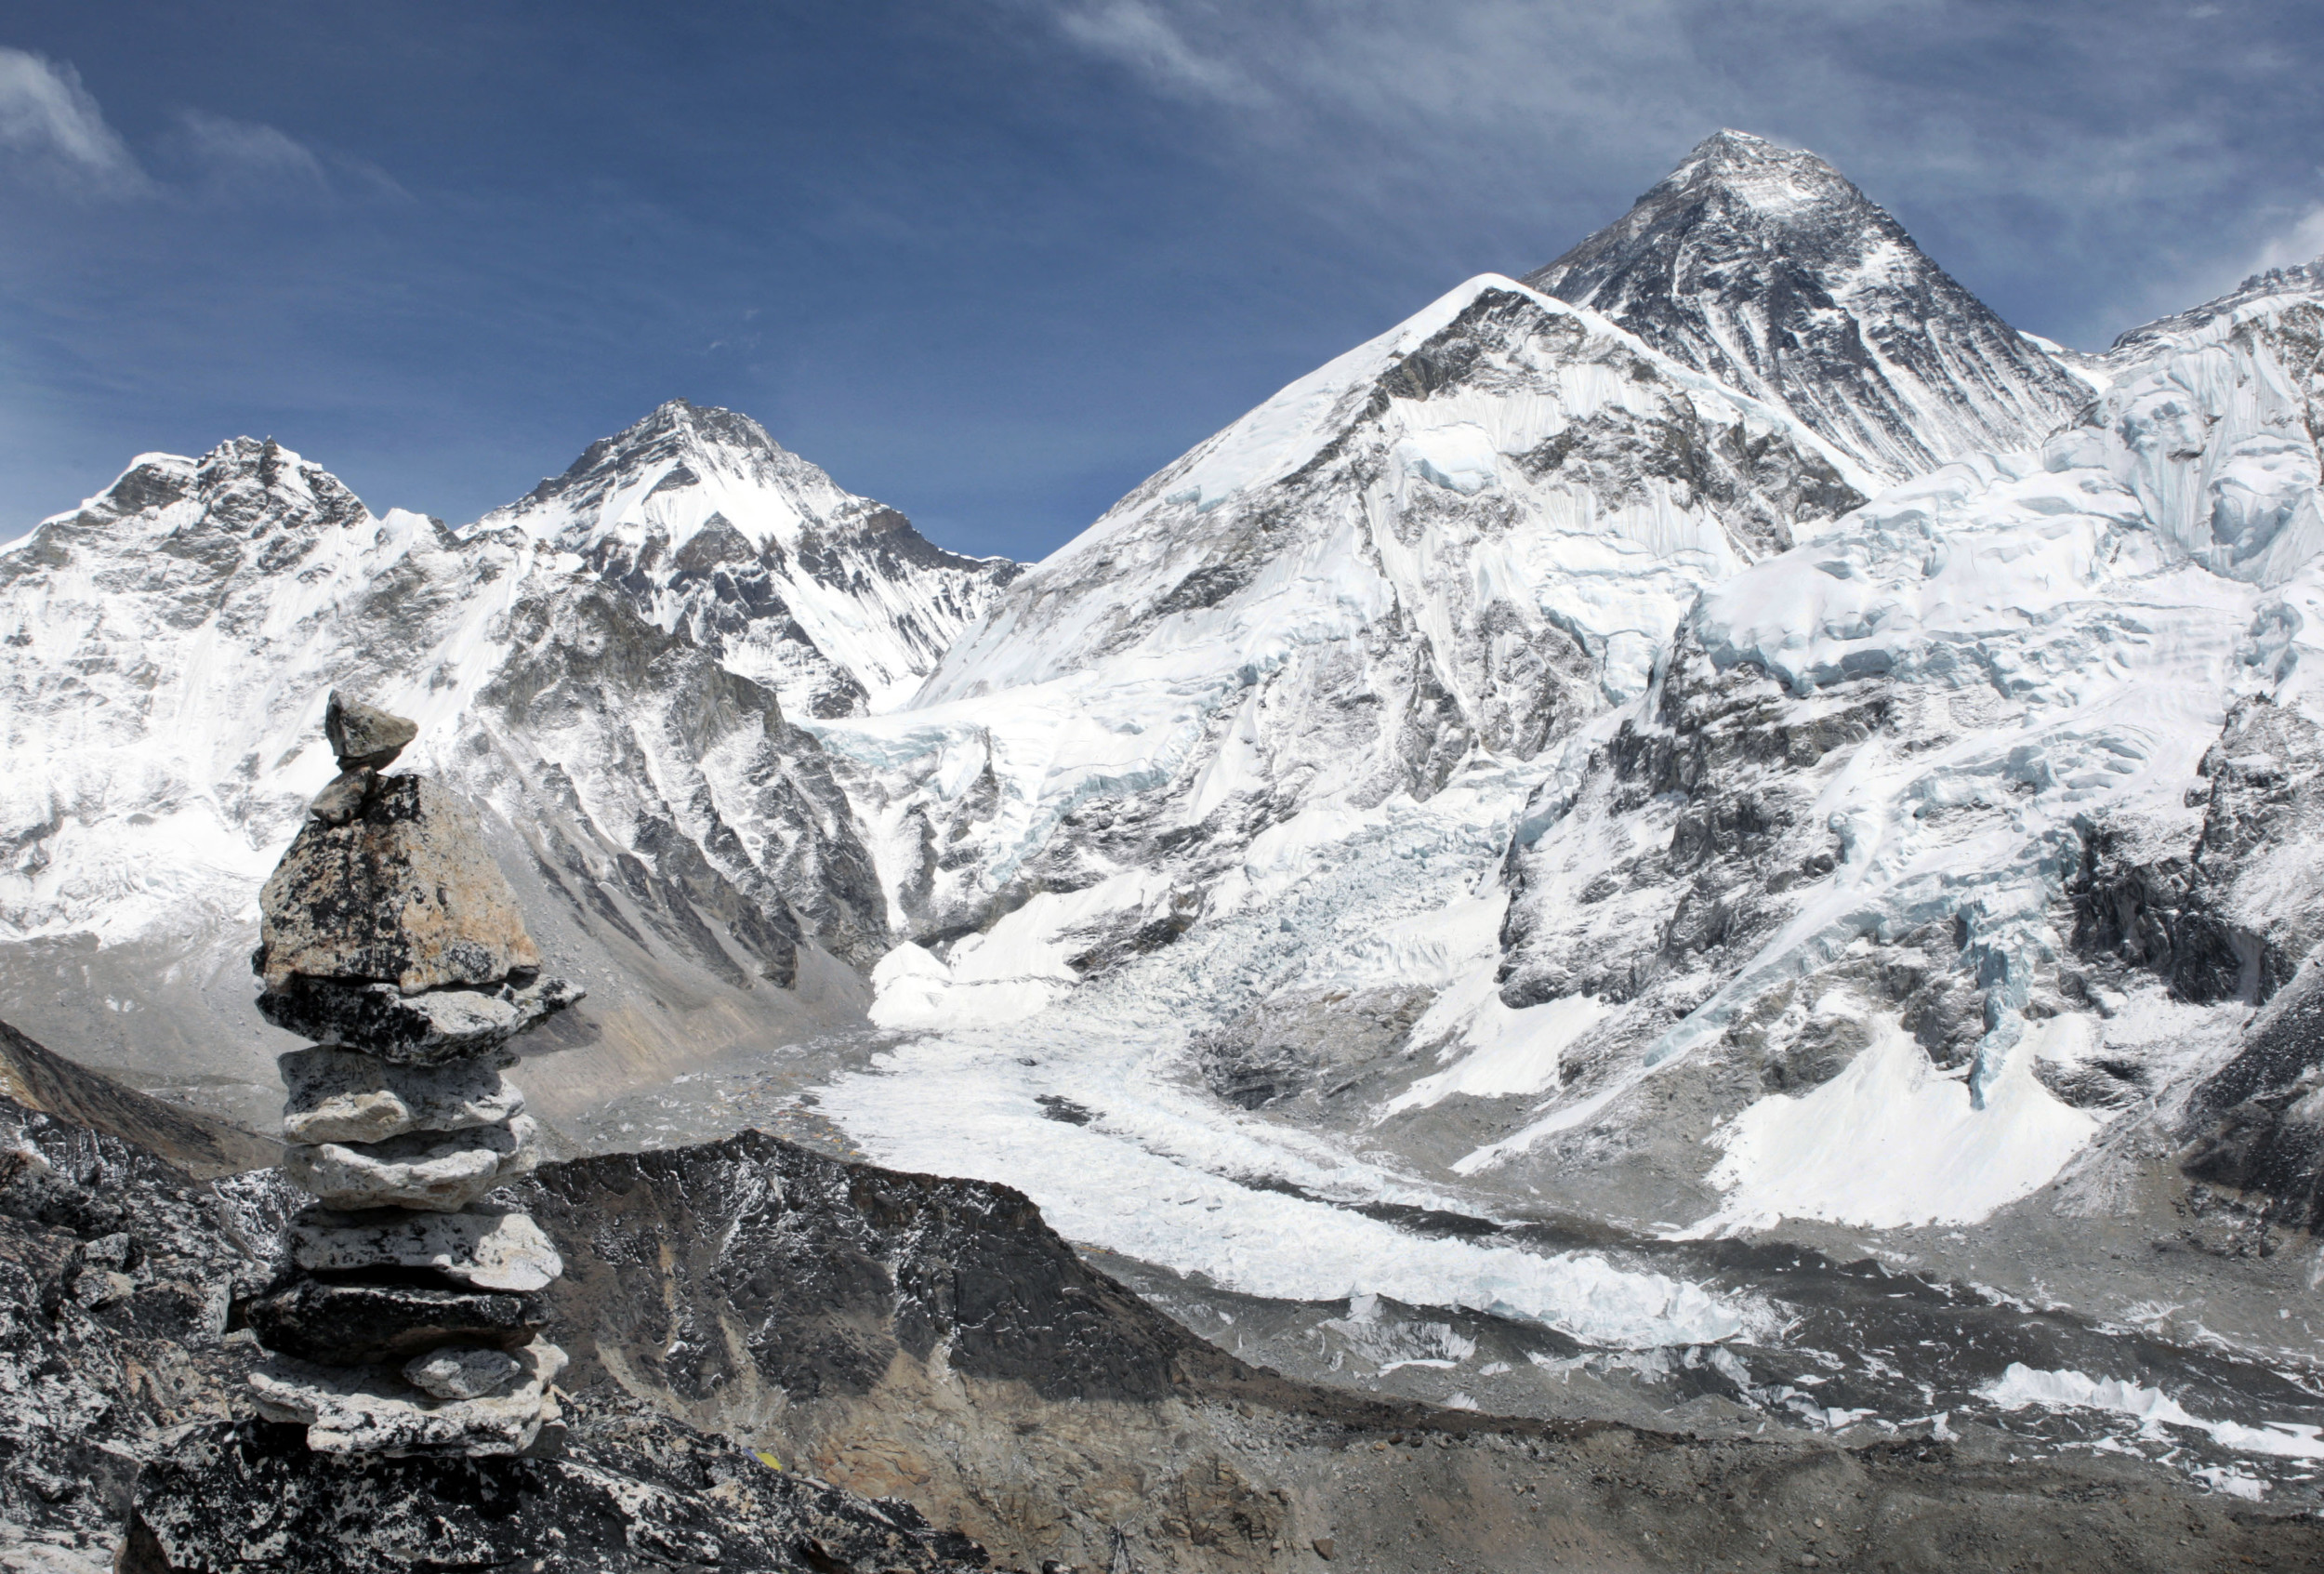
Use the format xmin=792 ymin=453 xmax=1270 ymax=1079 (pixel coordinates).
xmin=244 ymin=1276 xmax=540 ymax=1366
xmin=260 ymin=975 xmax=580 ymax=1066
xmin=246 ymin=1341 xmax=565 ymax=1456
xmin=287 ymin=1205 xmax=563 ymax=1291
xmin=279 ymin=1044 xmax=522 ymax=1144
xmin=284 ymin=1115 xmax=537 ymax=1212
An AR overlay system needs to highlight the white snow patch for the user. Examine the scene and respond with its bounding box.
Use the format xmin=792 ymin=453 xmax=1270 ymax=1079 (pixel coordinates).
xmin=1681 ymin=1008 xmax=2101 ymax=1235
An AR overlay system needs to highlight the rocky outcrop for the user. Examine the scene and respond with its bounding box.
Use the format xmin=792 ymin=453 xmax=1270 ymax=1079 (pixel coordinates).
xmin=0 ymin=1019 xmax=278 ymax=1180
xmin=121 ymin=1409 xmax=991 ymax=1574
xmin=2072 ymin=695 xmax=2324 ymax=1005
xmin=241 ymin=695 xmax=577 ymax=1462
xmin=2179 ymin=950 xmax=2324 ymax=1228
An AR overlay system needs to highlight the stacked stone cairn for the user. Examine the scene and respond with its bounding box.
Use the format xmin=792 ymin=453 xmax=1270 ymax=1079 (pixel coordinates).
xmin=243 ymin=692 xmax=583 ymax=1456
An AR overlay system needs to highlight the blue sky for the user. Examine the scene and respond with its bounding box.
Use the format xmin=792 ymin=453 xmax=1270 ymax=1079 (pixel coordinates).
xmin=2 ymin=1 xmax=2319 ymax=559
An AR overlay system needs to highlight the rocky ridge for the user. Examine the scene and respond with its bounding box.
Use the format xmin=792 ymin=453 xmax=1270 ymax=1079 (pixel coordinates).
xmin=477 ymin=399 xmax=1021 ymax=719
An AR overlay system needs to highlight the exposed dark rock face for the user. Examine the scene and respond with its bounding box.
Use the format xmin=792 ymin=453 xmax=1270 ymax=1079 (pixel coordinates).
xmin=2071 ymin=695 xmax=2324 ymax=1005
xmin=1498 ymin=636 xmax=1890 ymax=1017
xmin=2179 ymin=953 xmax=2324 ymax=1229
xmin=1525 ymin=129 xmax=2086 ymax=481
xmin=121 ymin=1411 xmax=992 ymax=1574
xmin=0 ymin=1087 xmax=292 ymax=1572
xmin=244 ymin=1279 xmax=541 ymax=1367
xmin=521 ymin=1131 xmax=1231 ymax=1409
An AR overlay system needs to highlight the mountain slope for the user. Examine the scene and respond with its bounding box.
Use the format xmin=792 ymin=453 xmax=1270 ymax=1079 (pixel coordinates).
xmin=838 ymin=273 xmax=1861 ymax=964
xmin=1525 ymin=130 xmax=2090 ymax=483
xmin=478 ymin=400 xmax=1020 ymax=718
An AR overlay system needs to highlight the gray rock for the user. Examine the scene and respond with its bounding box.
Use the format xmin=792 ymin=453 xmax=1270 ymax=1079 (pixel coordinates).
xmin=254 ymin=774 xmax=542 ymax=993
xmin=284 ymin=1115 xmax=537 ymax=1211
xmin=280 ymin=1044 xmax=523 ymax=1144
xmin=404 ymin=1344 xmax=527 ymax=1400
xmin=259 ymin=973 xmax=580 ymax=1065
xmin=244 ymin=1276 xmax=539 ymax=1366
xmin=307 ymin=764 xmax=376 ymax=827
xmin=325 ymin=690 xmax=418 ymax=770
xmin=287 ymin=1205 xmax=563 ymax=1291
xmin=248 ymin=1339 xmax=565 ymax=1456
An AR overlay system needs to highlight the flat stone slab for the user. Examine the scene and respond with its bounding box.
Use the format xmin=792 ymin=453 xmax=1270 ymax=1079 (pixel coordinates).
xmin=247 ymin=1339 xmax=565 ymax=1457
xmin=262 ymin=974 xmax=579 ymax=1065
xmin=256 ymin=774 xmax=541 ymax=993
xmin=245 ymin=1277 xmax=539 ymax=1366
xmin=284 ymin=1116 xmax=537 ymax=1212
xmin=287 ymin=1205 xmax=563 ymax=1291
xmin=405 ymin=1344 xmax=527 ymax=1400
xmin=280 ymin=1044 xmax=523 ymax=1144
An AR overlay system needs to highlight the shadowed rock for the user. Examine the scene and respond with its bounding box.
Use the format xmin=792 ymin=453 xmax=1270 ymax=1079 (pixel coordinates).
xmin=244 ymin=1277 xmax=540 ymax=1366
xmin=259 ymin=973 xmax=578 ymax=1065
xmin=324 ymin=690 xmax=418 ymax=769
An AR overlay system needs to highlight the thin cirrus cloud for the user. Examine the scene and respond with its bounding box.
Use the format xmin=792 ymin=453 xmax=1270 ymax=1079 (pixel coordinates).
xmin=0 ymin=46 xmax=146 ymax=194
xmin=0 ymin=46 xmax=391 ymax=205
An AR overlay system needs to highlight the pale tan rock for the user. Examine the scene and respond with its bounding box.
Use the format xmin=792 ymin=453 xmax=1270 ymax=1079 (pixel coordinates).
xmin=286 ymin=1205 xmax=563 ymax=1291
xmin=255 ymin=774 xmax=539 ymax=993
xmin=284 ymin=1116 xmax=537 ymax=1212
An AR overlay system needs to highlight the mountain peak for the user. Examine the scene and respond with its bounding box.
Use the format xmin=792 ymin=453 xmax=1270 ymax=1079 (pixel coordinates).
xmin=1524 ymin=130 xmax=2085 ymax=480
xmin=1657 ymin=128 xmax=1861 ymax=218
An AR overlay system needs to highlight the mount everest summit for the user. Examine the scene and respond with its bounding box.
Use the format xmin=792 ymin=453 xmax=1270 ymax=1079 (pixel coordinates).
xmin=7 ymin=129 xmax=2324 ymax=1407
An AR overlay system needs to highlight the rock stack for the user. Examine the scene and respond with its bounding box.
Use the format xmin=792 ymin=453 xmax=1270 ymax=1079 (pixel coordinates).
xmin=243 ymin=692 xmax=581 ymax=1456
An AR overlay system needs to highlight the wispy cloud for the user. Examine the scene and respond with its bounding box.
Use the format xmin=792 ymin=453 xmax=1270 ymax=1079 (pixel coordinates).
xmin=1054 ymin=2 xmax=1268 ymax=106
xmin=174 ymin=110 xmax=330 ymax=193
xmin=0 ymin=46 xmax=146 ymax=194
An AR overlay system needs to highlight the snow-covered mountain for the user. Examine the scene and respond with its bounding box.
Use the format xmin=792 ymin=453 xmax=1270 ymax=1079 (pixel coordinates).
xmin=796 ymin=139 xmax=2324 ymax=1343
xmin=478 ymin=399 xmax=1020 ymax=718
xmin=7 ymin=129 xmax=2324 ymax=1387
xmin=1525 ymin=130 xmax=2091 ymax=483
xmin=839 ymin=273 xmax=1862 ymax=959
xmin=0 ymin=413 xmax=1009 ymax=1126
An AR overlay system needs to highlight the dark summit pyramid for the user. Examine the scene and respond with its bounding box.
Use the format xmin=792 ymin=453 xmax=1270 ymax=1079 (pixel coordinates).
xmin=1525 ymin=129 xmax=2088 ymax=481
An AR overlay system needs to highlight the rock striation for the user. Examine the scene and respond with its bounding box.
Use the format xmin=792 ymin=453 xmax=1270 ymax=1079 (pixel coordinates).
xmin=244 ymin=694 xmax=578 ymax=1457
